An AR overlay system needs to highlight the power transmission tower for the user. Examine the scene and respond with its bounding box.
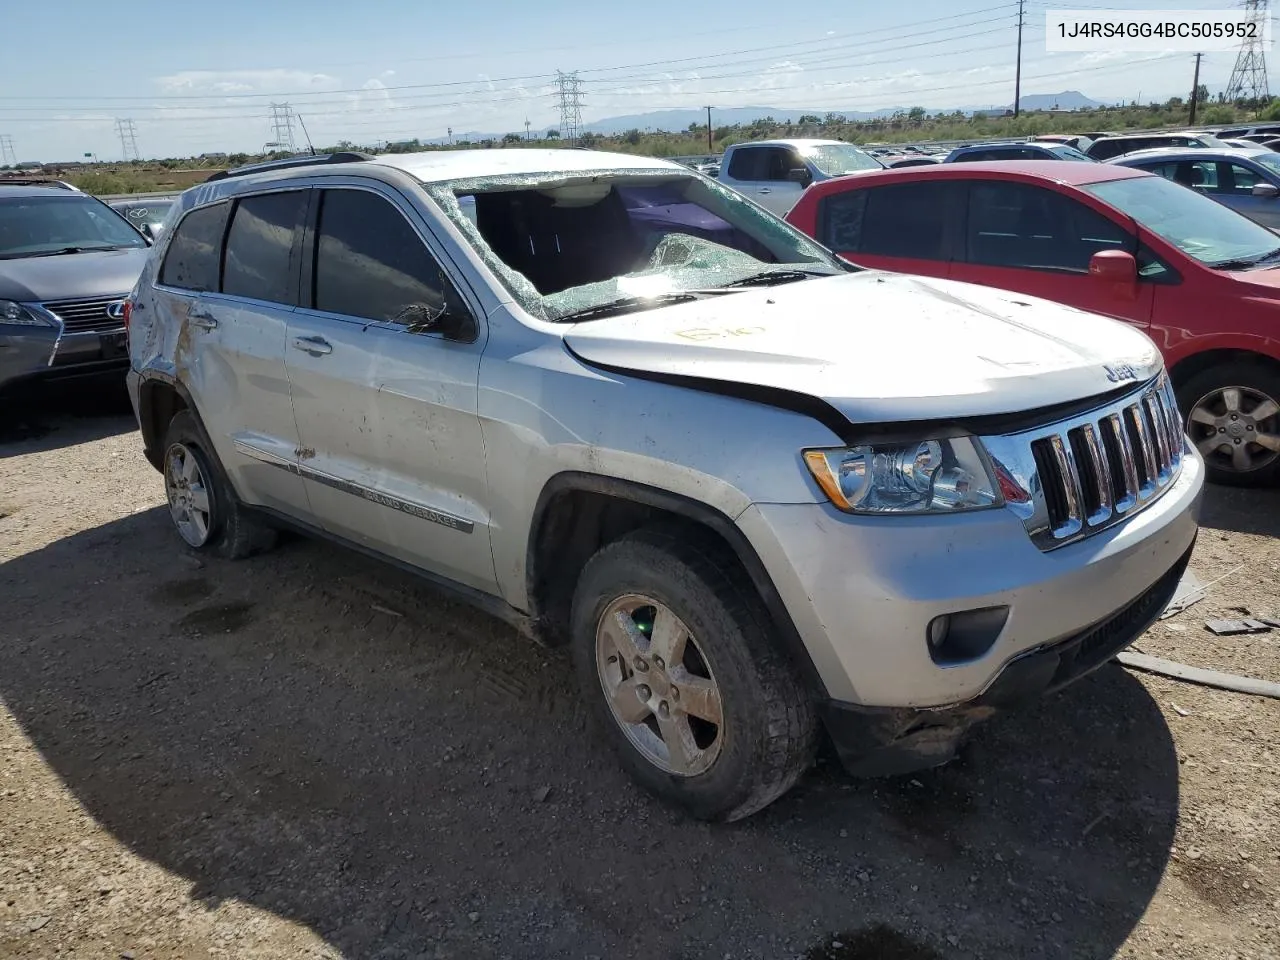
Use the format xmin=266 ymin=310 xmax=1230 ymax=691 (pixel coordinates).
xmin=1225 ymin=0 xmax=1270 ymax=106
xmin=555 ymin=71 xmax=584 ymax=145
xmin=114 ymin=119 xmax=140 ymax=161
xmin=268 ymin=103 xmax=297 ymax=152
xmin=0 ymin=135 xmax=16 ymax=166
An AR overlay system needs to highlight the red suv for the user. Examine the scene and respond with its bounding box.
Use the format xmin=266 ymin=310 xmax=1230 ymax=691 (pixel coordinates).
xmin=786 ymin=160 xmax=1280 ymax=486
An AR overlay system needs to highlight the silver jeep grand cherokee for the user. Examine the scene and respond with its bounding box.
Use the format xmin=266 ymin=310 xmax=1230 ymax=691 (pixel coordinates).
xmin=126 ymin=150 xmax=1203 ymax=821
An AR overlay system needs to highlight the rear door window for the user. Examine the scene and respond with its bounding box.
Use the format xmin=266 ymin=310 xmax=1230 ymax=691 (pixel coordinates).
xmin=159 ymin=202 xmax=229 ymax=292
xmin=827 ymin=181 xmax=952 ymax=260
xmin=965 ymin=181 xmax=1130 ymax=272
xmin=222 ymin=190 xmax=308 ymax=304
xmin=727 ymin=146 xmax=799 ymax=182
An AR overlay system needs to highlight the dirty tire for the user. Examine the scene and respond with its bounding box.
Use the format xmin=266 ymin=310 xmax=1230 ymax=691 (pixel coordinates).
xmin=162 ymin=410 xmax=277 ymax=560
xmin=570 ymin=526 xmax=818 ymax=821
xmin=1177 ymin=361 xmax=1280 ymax=488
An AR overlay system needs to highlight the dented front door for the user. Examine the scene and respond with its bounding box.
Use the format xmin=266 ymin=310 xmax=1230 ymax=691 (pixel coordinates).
xmin=283 ymin=184 xmax=497 ymax=594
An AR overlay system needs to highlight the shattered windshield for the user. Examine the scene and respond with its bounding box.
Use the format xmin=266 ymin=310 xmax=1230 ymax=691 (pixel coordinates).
xmin=428 ymin=169 xmax=850 ymax=322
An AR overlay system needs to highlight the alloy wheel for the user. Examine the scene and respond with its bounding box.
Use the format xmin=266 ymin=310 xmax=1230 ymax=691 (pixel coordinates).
xmin=1187 ymin=385 xmax=1280 ymax=474
xmin=594 ymin=595 xmax=724 ymax=777
xmin=164 ymin=441 xmax=213 ymax=547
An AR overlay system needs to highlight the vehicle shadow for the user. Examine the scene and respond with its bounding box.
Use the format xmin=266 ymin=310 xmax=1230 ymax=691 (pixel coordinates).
xmin=0 ymin=375 xmax=135 ymax=453
xmin=0 ymin=508 xmax=1180 ymax=959
xmin=1197 ymin=481 xmax=1280 ymax=539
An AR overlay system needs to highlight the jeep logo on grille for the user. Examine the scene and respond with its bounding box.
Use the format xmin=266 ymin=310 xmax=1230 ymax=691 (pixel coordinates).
xmin=1104 ymin=363 xmax=1140 ymax=383
xmin=105 ymin=300 xmax=127 ymax=321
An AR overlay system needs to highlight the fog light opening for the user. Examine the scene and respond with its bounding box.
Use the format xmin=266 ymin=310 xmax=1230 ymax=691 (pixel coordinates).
xmin=926 ymin=606 xmax=1010 ymax=666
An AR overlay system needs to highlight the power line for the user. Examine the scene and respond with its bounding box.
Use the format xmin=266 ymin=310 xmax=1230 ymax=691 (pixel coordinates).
xmin=0 ymin=5 xmax=1020 ymax=104
xmin=0 ymin=50 xmax=1183 ymax=134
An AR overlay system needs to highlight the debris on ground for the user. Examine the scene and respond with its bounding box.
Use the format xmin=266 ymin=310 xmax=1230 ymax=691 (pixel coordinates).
xmin=1117 ymin=651 xmax=1280 ymax=700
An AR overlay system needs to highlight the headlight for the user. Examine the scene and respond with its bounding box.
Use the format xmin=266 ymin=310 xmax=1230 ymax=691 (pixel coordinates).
xmin=0 ymin=300 xmax=57 ymax=327
xmin=803 ymin=437 xmax=1002 ymax=514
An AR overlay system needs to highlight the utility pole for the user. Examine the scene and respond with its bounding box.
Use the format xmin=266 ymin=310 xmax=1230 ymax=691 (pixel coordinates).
xmin=447 ymin=126 xmax=453 ymax=145
xmin=525 ymin=118 xmax=531 ymax=141
xmin=0 ymin=135 xmax=15 ymax=167
xmin=1013 ymin=0 xmax=1026 ymax=117
xmin=1189 ymin=52 xmax=1204 ymax=124
xmin=705 ymin=105 xmax=713 ymax=152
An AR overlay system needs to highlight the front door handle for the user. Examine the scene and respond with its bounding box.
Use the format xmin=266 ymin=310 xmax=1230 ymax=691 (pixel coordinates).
xmin=292 ymin=335 xmax=333 ymax=356
xmin=188 ymin=307 xmax=217 ymax=330
xmin=757 ymin=188 xmax=772 ymax=194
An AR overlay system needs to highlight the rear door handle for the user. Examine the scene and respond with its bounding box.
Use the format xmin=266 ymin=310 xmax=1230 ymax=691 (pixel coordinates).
xmin=757 ymin=188 xmax=772 ymax=194
xmin=292 ymin=335 xmax=333 ymax=356
xmin=188 ymin=307 xmax=217 ymax=330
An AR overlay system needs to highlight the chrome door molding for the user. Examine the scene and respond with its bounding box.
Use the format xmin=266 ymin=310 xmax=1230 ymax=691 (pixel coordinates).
xmin=231 ymin=437 xmax=476 ymax=534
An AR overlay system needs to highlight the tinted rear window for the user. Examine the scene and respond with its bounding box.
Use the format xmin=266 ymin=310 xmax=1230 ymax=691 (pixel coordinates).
xmin=820 ymin=182 xmax=949 ymax=259
xmin=222 ymin=191 xmax=307 ymax=304
xmin=159 ymin=202 xmax=229 ymax=292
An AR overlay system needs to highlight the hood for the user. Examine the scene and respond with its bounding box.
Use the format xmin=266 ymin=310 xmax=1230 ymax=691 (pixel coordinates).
xmin=0 ymin=247 xmax=150 ymax=303
xmin=1226 ymin=263 xmax=1280 ymax=295
xmin=562 ymin=272 xmax=1162 ymax=426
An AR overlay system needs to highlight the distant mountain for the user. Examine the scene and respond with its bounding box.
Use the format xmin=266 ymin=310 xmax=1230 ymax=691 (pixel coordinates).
xmin=417 ymin=91 xmax=1109 ymax=144
xmin=1015 ymin=90 xmax=1105 ymax=111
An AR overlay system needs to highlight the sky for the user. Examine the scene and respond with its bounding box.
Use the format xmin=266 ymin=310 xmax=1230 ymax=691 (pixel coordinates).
xmin=0 ymin=0 xmax=1267 ymax=162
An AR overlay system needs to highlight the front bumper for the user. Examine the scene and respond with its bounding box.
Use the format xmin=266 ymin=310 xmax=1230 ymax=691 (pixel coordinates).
xmin=0 ymin=323 xmax=61 ymax=392
xmin=819 ymin=541 xmax=1191 ymax=775
xmin=738 ymin=446 xmax=1203 ymax=709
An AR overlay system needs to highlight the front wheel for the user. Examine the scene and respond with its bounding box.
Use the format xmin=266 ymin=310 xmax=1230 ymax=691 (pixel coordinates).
xmin=570 ymin=527 xmax=818 ymax=821
xmin=1177 ymin=362 xmax=1280 ymax=487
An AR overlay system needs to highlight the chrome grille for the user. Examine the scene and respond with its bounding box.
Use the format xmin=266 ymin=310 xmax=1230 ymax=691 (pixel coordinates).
xmin=983 ymin=375 xmax=1186 ymax=551
xmin=40 ymin=297 xmax=123 ymax=333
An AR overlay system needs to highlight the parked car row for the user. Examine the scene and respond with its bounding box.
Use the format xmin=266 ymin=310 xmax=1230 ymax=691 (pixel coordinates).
xmin=119 ymin=148 xmax=1202 ymax=822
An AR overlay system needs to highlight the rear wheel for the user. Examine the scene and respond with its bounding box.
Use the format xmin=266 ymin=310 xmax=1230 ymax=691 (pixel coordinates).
xmin=570 ymin=526 xmax=818 ymax=821
xmin=1178 ymin=362 xmax=1280 ymax=487
xmin=162 ymin=410 xmax=277 ymax=559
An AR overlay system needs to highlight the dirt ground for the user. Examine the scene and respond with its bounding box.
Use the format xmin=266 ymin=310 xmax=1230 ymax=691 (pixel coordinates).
xmin=1 ymin=383 xmax=1278 ymax=960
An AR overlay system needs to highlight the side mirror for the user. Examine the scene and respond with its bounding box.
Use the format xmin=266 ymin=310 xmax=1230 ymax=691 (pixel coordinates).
xmin=1089 ymin=249 xmax=1138 ymax=291
xmin=398 ymin=293 xmax=477 ymax=342
xmin=786 ymin=167 xmax=813 ymax=187
xmin=139 ymin=222 xmax=156 ymax=243
xmin=1253 ymin=182 xmax=1279 ymax=198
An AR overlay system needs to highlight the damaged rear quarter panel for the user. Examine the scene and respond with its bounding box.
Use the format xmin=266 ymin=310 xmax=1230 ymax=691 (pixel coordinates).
xmin=478 ymin=308 xmax=838 ymax=610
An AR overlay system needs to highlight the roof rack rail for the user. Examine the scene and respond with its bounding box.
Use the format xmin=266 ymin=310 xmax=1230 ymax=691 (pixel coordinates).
xmin=204 ymin=151 xmax=375 ymax=183
xmin=0 ymin=177 xmax=78 ymax=190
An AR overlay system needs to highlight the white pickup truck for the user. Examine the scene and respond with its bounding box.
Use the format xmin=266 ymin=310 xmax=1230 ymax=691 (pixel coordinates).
xmin=717 ymin=138 xmax=884 ymax=216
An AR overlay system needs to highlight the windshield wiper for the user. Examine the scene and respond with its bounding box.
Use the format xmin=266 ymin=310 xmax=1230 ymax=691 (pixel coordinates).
xmin=1211 ymin=247 xmax=1280 ymax=270
xmin=554 ymin=293 xmax=706 ymax=323
xmin=5 ymin=244 xmax=135 ymax=259
xmin=721 ymin=268 xmax=838 ymax=288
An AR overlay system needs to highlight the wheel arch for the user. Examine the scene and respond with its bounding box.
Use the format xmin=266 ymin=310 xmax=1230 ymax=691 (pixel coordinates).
xmin=1168 ymin=347 xmax=1280 ymax=394
xmin=137 ymin=372 xmax=199 ymax=472
xmin=525 ymin=471 xmax=830 ymax=699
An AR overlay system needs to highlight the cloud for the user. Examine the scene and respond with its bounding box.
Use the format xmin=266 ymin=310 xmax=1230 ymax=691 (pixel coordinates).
xmin=153 ymin=69 xmax=339 ymax=95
